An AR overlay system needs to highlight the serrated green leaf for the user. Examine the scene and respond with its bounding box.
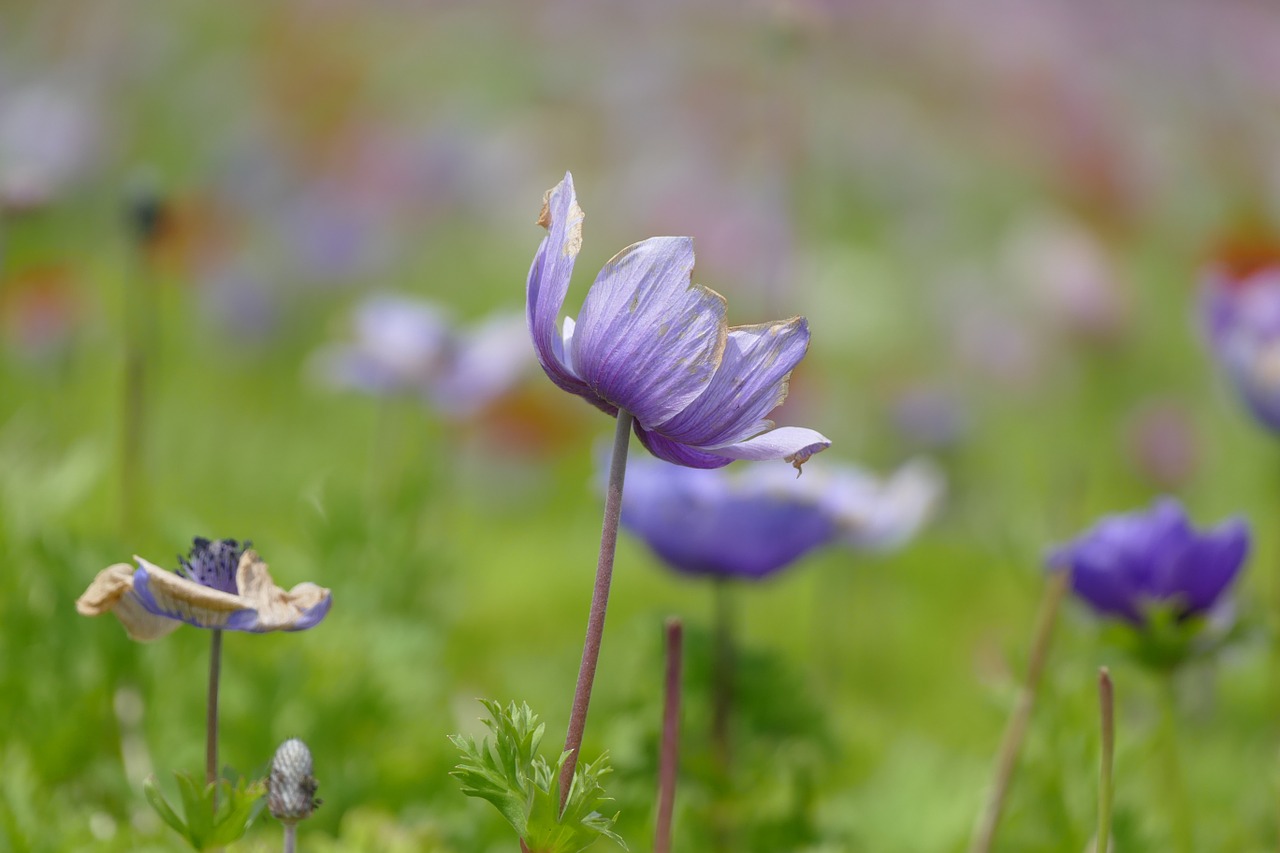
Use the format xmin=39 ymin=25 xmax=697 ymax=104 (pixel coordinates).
xmin=207 ymin=777 xmax=266 ymax=845
xmin=451 ymin=700 xmax=626 ymax=853
xmin=143 ymin=776 xmax=192 ymax=842
xmin=175 ymin=773 xmax=215 ymax=847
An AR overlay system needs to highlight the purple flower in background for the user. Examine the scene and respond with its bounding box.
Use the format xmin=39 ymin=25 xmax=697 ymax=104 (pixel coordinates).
xmin=0 ymin=82 xmax=98 ymax=210
xmin=1202 ymin=263 xmax=1280 ymax=431
xmin=619 ymin=455 xmax=941 ymax=580
xmin=527 ymin=172 xmax=829 ymax=470
xmin=1047 ymin=498 xmax=1248 ymax=627
xmin=310 ymin=295 xmax=530 ymax=417
xmin=77 ymin=538 xmax=332 ymax=640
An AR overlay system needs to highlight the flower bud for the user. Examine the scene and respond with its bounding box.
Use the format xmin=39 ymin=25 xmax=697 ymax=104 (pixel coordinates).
xmin=268 ymin=738 xmax=320 ymax=824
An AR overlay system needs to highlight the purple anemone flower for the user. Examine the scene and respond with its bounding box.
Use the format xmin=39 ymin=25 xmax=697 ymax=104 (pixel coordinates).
xmin=619 ymin=456 xmax=941 ymax=581
xmin=1047 ymin=498 xmax=1249 ymax=627
xmin=310 ymin=295 xmax=530 ymax=417
xmin=527 ymin=172 xmax=830 ymax=470
xmin=1202 ymin=263 xmax=1280 ymax=431
xmin=77 ymin=538 xmax=332 ymax=640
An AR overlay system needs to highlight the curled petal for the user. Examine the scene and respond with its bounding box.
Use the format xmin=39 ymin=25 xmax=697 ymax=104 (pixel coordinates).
xmin=708 ymin=426 xmax=831 ymax=469
xmin=75 ymin=563 xmax=180 ymax=642
xmin=572 ymin=236 xmax=727 ymax=428
xmin=133 ymin=557 xmax=257 ymax=630
xmin=132 ymin=551 xmax=332 ymax=633
xmin=527 ymin=173 xmax=593 ymax=400
xmin=657 ymin=318 xmax=810 ymax=447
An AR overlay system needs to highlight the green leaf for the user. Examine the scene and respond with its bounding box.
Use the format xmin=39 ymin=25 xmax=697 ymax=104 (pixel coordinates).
xmin=451 ymin=700 xmax=626 ymax=853
xmin=142 ymin=771 xmax=266 ymax=851
xmin=143 ymin=776 xmax=191 ymax=842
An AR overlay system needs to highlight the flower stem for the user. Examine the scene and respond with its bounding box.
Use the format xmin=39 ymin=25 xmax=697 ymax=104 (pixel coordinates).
xmin=711 ymin=577 xmax=735 ymax=852
xmin=558 ymin=410 xmax=634 ymax=811
xmin=282 ymin=822 xmax=297 ymax=853
xmin=1097 ymin=667 xmax=1115 ymax=853
xmin=655 ymin=618 xmax=684 ymax=853
xmin=1156 ymin=671 xmax=1193 ymax=853
xmin=968 ymin=569 xmax=1068 ymax=853
xmin=207 ymin=628 xmax=223 ymax=787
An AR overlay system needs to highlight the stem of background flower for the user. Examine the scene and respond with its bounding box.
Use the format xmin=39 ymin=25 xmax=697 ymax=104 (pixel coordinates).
xmin=711 ymin=577 xmax=735 ymax=852
xmin=968 ymin=569 xmax=1068 ymax=853
xmin=655 ymin=617 xmax=684 ymax=853
xmin=1097 ymin=667 xmax=1115 ymax=853
xmin=1156 ymin=671 xmax=1193 ymax=853
xmin=558 ymin=410 xmax=634 ymax=813
xmin=520 ymin=840 xmax=531 ymax=853
xmin=120 ymin=178 xmax=166 ymax=540
xmin=207 ymin=629 xmax=223 ymax=788
xmin=282 ymin=823 xmax=296 ymax=853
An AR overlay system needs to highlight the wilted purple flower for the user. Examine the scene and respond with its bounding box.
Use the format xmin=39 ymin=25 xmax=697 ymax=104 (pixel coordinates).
xmin=77 ymin=538 xmax=332 ymax=639
xmin=619 ymin=455 xmax=941 ymax=580
xmin=527 ymin=172 xmax=829 ymax=470
xmin=1047 ymin=498 xmax=1248 ymax=627
xmin=1202 ymin=263 xmax=1280 ymax=431
xmin=310 ymin=295 xmax=529 ymax=417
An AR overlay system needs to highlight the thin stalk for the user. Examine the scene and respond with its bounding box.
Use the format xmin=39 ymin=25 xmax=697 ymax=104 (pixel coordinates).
xmin=282 ymin=823 xmax=297 ymax=853
xmin=558 ymin=410 xmax=634 ymax=811
xmin=120 ymin=189 xmax=160 ymax=538
xmin=1097 ymin=668 xmax=1115 ymax=853
xmin=1156 ymin=671 xmax=1193 ymax=853
xmin=520 ymin=841 xmax=531 ymax=853
xmin=655 ymin=618 xmax=684 ymax=853
xmin=968 ymin=569 xmax=1069 ymax=853
xmin=207 ymin=629 xmax=223 ymax=787
xmin=711 ymin=577 xmax=735 ymax=851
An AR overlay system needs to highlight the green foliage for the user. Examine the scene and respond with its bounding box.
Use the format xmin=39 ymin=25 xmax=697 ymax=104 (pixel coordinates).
xmin=451 ymin=700 xmax=626 ymax=852
xmin=143 ymin=772 xmax=265 ymax=851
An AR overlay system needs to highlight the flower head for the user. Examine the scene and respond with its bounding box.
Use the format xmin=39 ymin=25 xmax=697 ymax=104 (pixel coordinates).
xmin=619 ymin=455 xmax=941 ymax=581
xmin=527 ymin=172 xmax=830 ymax=470
xmin=1201 ymin=259 xmax=1280 ymax=431
xmin=1047 ymin=498 xmax=1249 ymax=627
xmin=76 ymin=538 xmax=332 ymax=640
xmin=311 ymin=295 xmax=529 ymax=417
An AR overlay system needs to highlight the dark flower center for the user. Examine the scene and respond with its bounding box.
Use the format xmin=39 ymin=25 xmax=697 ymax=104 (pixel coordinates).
xmin=177 ymin=537 xmax=248 ymax=595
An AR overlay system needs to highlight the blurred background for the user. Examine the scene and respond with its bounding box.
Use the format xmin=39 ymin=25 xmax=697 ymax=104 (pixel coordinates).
xmin=4 ymin=0 xmax=1280 ymax=850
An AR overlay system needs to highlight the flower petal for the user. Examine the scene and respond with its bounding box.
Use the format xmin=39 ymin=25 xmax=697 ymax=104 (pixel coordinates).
xmin=821 ymin=459 xmax=945 ymax=551
xmin=657 ymin=318 xmax=810 ymax=447
xmin=232 ymin=552 xmax=333 ymax=632
xmin=571 ymin=236 xmax=728 ymax=427
xmin=527 ymin=173 xmax=595 ymax=402
xmin=1174 ymin=517 xmax=1249 ymax=616
xmin=132 ymin=558 xmax=255 ymax=631
xmin=76 ymin=563 xmax=180 ymax=642
xmin=634 ymin=421 xmax=734 ymax=469
xmin=620 ymin=457 xmax=835 ymax=580
xmin=707 ymin=426 xmax=831 ymax=468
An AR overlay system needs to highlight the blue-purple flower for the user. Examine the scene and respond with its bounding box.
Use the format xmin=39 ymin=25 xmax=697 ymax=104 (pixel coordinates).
xmin=1047 ymin=498 xmax=1249 ymax=627
xmin=310 ymin=295 xmax=530 ymax=417
xmin=619 ymin=455 xmax=941 ymax=580
xmin=1202 ymin=262 xmax=1280 ymax=431
xmin=527 ymin=172 xmax=829 ymax=470
xmin=77 ymin=538 xmax=332 ymax=640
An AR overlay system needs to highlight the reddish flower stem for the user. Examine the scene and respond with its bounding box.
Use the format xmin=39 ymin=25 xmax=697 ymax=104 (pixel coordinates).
xmin=558 ymin=410 xmax=634 ymax=811
xmin=1097 ymin=667 xmax=1115 ymax=853
xmin=655 ymin=618 xmax=684 ymax=853
xmin=207 ymin=628 xmax=222 ymax=787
